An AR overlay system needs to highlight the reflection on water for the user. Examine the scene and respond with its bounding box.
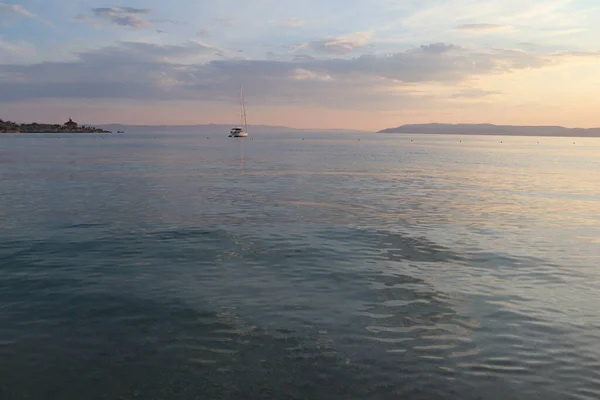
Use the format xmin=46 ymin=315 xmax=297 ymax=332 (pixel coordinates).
xmin=0 ymin=132 xmax=599 ymax=399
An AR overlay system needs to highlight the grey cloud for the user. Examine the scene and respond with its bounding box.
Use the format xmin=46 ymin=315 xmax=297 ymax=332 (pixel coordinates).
xmin=0 ymin=41 xmax=594 ymax=108
xmin=292 ymin=54 xmax=317 ymax=62
xmin=91 ymin=7 xmax=151 ymax=28
xmin=419 ymin=43 xmax=461 ymax=54
xmin=3 ymin=81 xmax=164 ymax=102
xmin=74 ymin=41 xmax=216 ymax=64
xmin=151 ymin=18 xmax=182 ymax=25
xmin=310 ymin=40 xmax=346 ymax=54
xmin=93 ymin=7 xmax=150 ymax=14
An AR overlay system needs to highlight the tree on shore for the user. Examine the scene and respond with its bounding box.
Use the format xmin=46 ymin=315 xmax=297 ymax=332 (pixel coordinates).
xmin=0 ymin=118 xmax=111 ymax=133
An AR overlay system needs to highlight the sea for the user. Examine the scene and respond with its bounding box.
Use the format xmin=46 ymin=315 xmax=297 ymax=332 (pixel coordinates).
xmin=1 ymin=131 xmax=599 ymax=400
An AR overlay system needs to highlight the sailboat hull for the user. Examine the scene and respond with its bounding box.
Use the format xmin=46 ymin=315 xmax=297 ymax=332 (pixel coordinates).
xmin=232 ymin=131 xmax=248 ymax=137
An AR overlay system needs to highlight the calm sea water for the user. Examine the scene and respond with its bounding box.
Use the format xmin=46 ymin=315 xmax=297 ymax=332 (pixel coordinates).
xmin=1 ymin=131 xmax=599 ymax=399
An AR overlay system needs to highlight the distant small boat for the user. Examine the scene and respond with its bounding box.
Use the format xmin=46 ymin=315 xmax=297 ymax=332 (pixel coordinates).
xmin=229 ymin=84 xmax=249 ymax=138
xmin=117 ymin=130 xmax=124 ymax=133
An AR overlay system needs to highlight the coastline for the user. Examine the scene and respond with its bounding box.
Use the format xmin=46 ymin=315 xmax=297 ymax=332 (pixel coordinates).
xmin=1 ymin=129 xmax=112 ymax=134
xmin=1 ymin=119 xmax=111 ymax=134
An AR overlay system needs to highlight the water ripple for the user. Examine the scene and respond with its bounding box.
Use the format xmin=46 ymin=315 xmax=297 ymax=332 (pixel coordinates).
xmin=1 ymin=133 xmax=599 ymax=399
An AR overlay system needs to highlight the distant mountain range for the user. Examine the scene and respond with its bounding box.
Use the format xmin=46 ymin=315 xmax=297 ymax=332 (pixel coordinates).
xmin=95 ymin=123 xmax=367 ymax=134
xmin=9 ymin=121 xmax=598 ymax=137
xmin=378 ymin=123 xmax=600 ymax=137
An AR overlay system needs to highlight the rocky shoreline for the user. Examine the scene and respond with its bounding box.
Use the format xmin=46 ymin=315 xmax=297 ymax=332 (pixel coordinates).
xmin=0 ymin=119 xmax=111 ymax=133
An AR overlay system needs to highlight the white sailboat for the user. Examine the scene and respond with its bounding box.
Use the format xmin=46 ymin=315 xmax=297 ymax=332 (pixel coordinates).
xmin=229 ymin=84 xmax=249 ymax=138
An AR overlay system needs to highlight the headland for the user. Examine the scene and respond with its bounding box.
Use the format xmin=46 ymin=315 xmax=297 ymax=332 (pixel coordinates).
xmin=0 ymin=118 xmax=111 ymax=133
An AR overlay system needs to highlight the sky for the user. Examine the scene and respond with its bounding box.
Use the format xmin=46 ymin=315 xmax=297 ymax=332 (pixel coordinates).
xmin=1 ymin=0 xmax=600 ymax=130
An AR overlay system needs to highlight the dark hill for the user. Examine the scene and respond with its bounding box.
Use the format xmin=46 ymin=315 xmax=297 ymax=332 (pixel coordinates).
xmin=378 ymin=123 xmax=600 ymax=137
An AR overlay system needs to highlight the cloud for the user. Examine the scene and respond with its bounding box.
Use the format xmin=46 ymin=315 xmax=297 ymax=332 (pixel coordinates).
xmin=0 ymin=40 xmax=598 ymax=109
xmin=0 ymin=37 xmax=21 ymax=53
xmin=291 ymin=68 xmax=333 ymax=81
xmin=289 ymin=42 xmax=308 ymax=52
xmin=91 ymin=7 xmax=151 ymax=28
xmin=310 ymin=32 xmax=372 ymax=54
xmin=0 ymin=2 xmax=54 ymax=27
xmin=94 ymin=6 xmax=151 ymax=14
xmin=419 ymin=43 xmax=461 ymax=54
xmin=0 ymin=3 xmax=35 ymax=18
xmin=215 ymin=17 xmax=235 ymax=26
xmin=551 ymin=50 xmax=600 ymax=60
xmin=518 ymin=42 xmax=539 ymax=48
xmin=150 ymin=18 xmax=181 ymax=25
xmin=402 ymin=0 xmax=581 ymax=28
xmin=83 ymin=41 xmax=220 ymax=62
xmin=0 ymin=37 xmax=36 ymax=63
xmin=456 ymin=23 xmax=511 ymax=32
xmin=544 ymin=28 xmax=586 ymax=36
xmin=449 ymin=88 xmax=502 ymax=98
xmin=516 ymin=42 xmax=575 ymax=53
xmin=284 ymin=18 xmax=306 ymax=27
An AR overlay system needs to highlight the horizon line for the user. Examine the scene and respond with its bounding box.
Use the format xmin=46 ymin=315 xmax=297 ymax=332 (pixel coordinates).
xmin=93 ymin=122 xmax=600 ymax=131
xmin=5 ymin=119 xmax=600 ymax=132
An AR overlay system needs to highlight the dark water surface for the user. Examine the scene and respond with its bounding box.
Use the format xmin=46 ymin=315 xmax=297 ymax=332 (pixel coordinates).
xmin=1 ymin=132 xmax=599 ymax=399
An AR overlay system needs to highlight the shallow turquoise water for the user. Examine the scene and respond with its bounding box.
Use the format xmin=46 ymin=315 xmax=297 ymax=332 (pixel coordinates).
xmin=1 ymin=132 xmax=599 ymax=399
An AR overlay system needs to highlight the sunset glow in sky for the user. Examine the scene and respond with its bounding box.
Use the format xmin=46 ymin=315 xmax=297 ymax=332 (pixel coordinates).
xmin=1 ymin=0 xmax=600 ymax=130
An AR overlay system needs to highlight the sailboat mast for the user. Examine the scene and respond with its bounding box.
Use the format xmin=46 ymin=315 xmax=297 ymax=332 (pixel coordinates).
xmin=241 ymin=84 xmax=248 ymax=132
xmin=239 ymin=83 xmax=244 ymax=129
